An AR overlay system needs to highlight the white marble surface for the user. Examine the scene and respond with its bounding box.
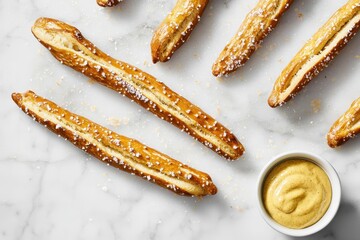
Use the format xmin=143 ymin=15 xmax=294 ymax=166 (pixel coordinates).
xmin=0 ymin=0 xmax=359 ymax=239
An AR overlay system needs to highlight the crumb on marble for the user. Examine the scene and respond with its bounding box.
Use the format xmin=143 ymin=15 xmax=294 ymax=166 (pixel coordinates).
xmin=87 ymin=78 xmax=96 ymax=84
xmin=107 ymin=117 xmax=121 ymax=127
xmin=295 ymin=8 xmax=303 ymax=19
xmin=216 ymin=106 xmax=221 ymax=116
xmin=90 ymin=105 xmax=97 ymax=112
xmin=267 ymin=43 xmax=277 ymax=51
xmin=56 ymin=76 xmax=64 ymax=86
xmin=311 ymin=99 xmax=321 ymax=113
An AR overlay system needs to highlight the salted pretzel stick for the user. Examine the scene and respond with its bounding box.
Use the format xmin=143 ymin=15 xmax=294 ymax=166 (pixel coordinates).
xmin=151 ymin=0 xmax=208 ymax=63
xmin=327 ymin=97 xmax=360 ymax=148
xmin=212 ymin=0 xmax=293 ymax=77
xmin=12 ymin=91 xmax=217 ymax=196
xmin=97 ymin=0 xmax=121 ymax=7
xmin=31 ymin=17 xmax=244 ymax=160
xmin=268 ymin=0 xmax=360 ymax=107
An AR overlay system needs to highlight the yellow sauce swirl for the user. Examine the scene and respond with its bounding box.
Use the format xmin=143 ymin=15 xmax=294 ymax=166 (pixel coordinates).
xmin=263 ymin=159 xmax=332 ymax=229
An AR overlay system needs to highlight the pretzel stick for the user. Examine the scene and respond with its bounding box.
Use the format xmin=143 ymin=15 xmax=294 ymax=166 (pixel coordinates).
xmin=212 ymin=0 xmax=293 ymax=77
xmin=31 ymin=17 xmax=244 ymax=160
xmin=151 ymin=0 xmax=208 ymax=63
xmin=327 ymin=97 xmax=360 ymax=148
xmin=268 ymin=0 xmax=360 ymax=107
xmin=12 ymin=91 xmax=217 ymax=196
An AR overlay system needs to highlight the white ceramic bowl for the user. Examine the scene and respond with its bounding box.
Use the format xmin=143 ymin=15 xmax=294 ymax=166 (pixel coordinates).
xmin=257 ymin=152 xmax=341 ymax=237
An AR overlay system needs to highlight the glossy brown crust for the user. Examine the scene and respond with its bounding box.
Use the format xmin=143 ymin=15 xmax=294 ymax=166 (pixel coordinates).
xmin=268 ymin=0 xmax=360 ymax=107
xmin=31 ymin=17 xmax=244 ymax=160
xmin=12 ymin=91 xmax=217 ymax=197
xmin=327 ymin=97 xmax=360 ymax=148
xmin=151 ymin=0 xmax=209 ymax=63
xmin=212 ymin=0 xmax=293 ymax=77
xmin=97 ymin=0 xmax=121 ymax=7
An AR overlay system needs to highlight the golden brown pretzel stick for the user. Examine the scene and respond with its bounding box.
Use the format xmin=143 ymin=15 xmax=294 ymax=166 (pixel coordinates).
xmin=268 ymin=0 xmax=360 ymax=107
xmin=327 ymin=97 xmax=360 ymax=148
xmin=12 ymin=91 xmax=217 ymax=197
xmin=97 ymin=0 xmax=121 ymax=7
xmin=212 ymin=0 xmax=293 ymax=77
xmin=31 ymin=17 xmax=244 ymax=160
xmin=151 ymin=0 xmax=208 ymax=63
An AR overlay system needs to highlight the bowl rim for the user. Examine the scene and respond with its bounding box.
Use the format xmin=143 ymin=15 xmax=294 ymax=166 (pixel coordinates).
xmin=256 ymin=151 xmax=341 ymax=237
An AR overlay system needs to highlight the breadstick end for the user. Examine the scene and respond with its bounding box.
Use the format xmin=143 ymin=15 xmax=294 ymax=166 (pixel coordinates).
xmin=231 ymin=144 xmax=245 ymax=160
xmin=268 ymin=94 xmax=280 ymax=108
xmin=12 ymin=91 xmax=35 ymax=107
xmin=151 ymin=53 xmax=159 ymax=64
xmin=32 ymin=17 xmax=64 ymax=37
xmin=11 ymin=92 xmax=23 ymax=105
xmin=211 ymin=64 xmax=221 ymax=77
xmin=207 ymin=184 xmax=218 ymax=195
xmin=32 ymin=17 xmax=59 ymax=42
xmin=96 ymin=0 xmax=121 ymax=7
xmin=32 ymin=17 xmax=85 ymax=58
xmin=327 ymin=133 xmax=338 ymax=148
xmin=212 ymin=58 xmax=238 ymax=77
xmin=150 ymin=37 xmax=166 ymax=63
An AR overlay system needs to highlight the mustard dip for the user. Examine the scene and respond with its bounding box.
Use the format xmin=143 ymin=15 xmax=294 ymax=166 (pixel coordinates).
xmin=263 ymin=159 xmax=332 ymax=229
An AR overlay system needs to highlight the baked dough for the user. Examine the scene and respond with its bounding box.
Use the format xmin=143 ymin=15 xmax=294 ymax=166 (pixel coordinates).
xmin=327 ymin=97 xmax=360 ymax=148
xmin=97 ymin=0 xmax=121 ymax=7
xmin=151 ymin=0 xmax=208 ymax=63
xmin=212 ymin=0 xmax=293 ymax=77
xmin=31 ymin=17 xmax=244 ymax=160
xmin=268 ymin=0 xmax=360 ymax=107
xmin=12 ymin=91 xmax=217 ymax=197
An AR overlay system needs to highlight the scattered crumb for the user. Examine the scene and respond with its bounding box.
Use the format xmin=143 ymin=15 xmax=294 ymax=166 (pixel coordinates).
xmin=88 ymin=78 xmax=96 ymax=84
xmin=295 ymin=8 xmax=303 ymax=19
xmin=261 ymin=54 xmax=269 ymax=62
xmin=193 ymin=53 xmax=199 ymax=59
xmin=233 ymin=205 xmax=245 ymax=213
xmin=108 ymin=37 xmax=118 ymax=51
xmin=255 ymin=152 xmax=263 ymax=160
xmin=269 ymin=43 xmax=277 ymax=50
xmin=253 ymin=42 xmax=262 ymax=50
xmin=107 ymin=117 xmax=121 ymax=127
xmin=56 ymin=76 xmax=64 ymax=86
xmin=311 ymin=99 xmax=321 ymax=113
xmin=90 ymin=105 xmax=97 ymax=112
xmin=216 ymin=106 xmax=221 ymax=115
xmin=122 ymin=118 xmax=129 ymax=125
